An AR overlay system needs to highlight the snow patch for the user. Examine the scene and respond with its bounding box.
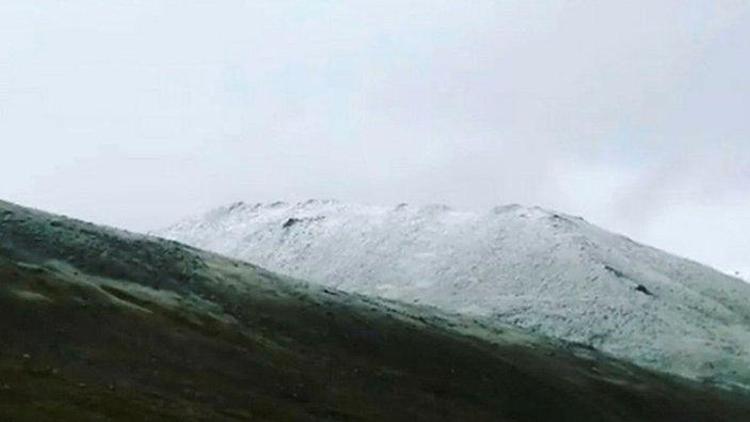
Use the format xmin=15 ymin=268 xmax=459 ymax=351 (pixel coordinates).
xmin=156 ymin=200 xmax=750 ymax=387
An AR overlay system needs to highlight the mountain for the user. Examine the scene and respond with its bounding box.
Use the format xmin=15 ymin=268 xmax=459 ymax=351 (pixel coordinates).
xmin=157 ymin=200 xmax=750 ymax=388
xmin=3 ymin=200 xmax=750 ymax=420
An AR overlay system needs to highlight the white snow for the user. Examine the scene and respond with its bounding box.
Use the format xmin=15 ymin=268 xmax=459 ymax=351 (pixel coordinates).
xmin=156 ymin=199 xmax=750 ymax=387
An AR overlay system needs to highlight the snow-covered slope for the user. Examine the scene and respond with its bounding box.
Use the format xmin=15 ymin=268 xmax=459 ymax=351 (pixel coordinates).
xmin=157 ymin=200 xmax=750 ymax=387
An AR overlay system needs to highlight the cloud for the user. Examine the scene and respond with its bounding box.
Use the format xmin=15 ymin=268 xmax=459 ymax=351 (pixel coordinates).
xmin=0 ymin=1 xmax=748 ymax=275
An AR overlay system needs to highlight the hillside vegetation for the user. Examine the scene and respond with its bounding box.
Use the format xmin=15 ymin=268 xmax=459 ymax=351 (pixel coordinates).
xmin=2 ymin=199 xmax=750 ymax=421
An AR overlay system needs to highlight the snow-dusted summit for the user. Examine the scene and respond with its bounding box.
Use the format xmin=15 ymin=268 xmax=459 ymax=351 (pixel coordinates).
xmin=157 ymin=199 xmax=750 ymax=387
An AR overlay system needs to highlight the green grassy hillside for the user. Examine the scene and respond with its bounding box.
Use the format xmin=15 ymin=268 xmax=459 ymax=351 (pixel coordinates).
xmin=1 ymin=200 xmax=749 ymax=421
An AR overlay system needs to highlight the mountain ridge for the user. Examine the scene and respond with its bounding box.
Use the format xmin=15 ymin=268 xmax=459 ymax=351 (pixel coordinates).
xmin=6 ymin=198 xmax=750 ymax=420
xmin=157 ymin=199 xmax=750 ymax=388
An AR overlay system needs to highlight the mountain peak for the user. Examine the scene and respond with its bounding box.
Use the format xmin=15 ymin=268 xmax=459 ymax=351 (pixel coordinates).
xmin=5 ymin=197 xmax=750 ymax=419
xmin=157 ymin=200 xmax=750 ymax=388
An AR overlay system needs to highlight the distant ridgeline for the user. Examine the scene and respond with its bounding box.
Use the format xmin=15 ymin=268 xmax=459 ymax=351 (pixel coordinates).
xmin=158 ymin=199 xmax=750 ymax=389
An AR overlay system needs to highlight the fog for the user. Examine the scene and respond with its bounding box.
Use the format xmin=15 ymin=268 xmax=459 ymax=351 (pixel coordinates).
xmin=1 ymin=1 xmax=748 ymax=277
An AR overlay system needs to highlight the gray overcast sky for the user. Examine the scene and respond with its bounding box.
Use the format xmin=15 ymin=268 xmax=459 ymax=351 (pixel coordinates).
xmin=1 ymin=1 xmax=748 ymax=277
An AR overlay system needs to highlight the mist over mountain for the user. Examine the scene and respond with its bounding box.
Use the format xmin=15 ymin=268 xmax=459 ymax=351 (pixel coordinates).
xmin=3 ymin=1 xmax=750 ymax=420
